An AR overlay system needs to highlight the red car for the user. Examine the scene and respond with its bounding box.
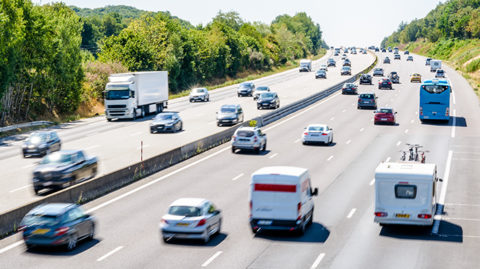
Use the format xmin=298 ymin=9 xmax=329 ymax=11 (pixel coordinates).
xmin=374 ymin=108 xmax=397 ymax=125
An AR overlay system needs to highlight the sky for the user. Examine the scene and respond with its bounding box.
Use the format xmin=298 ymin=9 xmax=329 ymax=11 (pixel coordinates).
xmin=33 ymin=0 xmax=441 ymax=47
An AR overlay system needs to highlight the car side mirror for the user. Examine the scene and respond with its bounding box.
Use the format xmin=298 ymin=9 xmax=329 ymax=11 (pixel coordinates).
xmin=437 ymin=178 xmax=443 ymax=182
xmin=311 ymin=188 xmax=318 ymax=196
xmin=395 ymin=112 xmax=398 ymax=114
xmin=213 ymin=210 xmax=221 ymax=215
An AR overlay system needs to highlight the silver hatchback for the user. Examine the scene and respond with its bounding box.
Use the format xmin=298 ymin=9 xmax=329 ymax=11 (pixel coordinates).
xmin=231 ymin=127 xmax=267 ymax=154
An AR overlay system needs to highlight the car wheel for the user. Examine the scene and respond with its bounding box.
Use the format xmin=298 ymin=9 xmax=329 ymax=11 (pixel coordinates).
xmin=132 ymin=109 xmax=137 ymax=120
xmin=33 ymin=188 xmax=40 ymax=195
xmin=231 ymin=147 xmax=236 ymax=153
xmin=178 ymin=122 xmax=183 ymax=132
xmin=25 ymin=243 xmax=34 ymax=251
xmin=257 ymin=106 xmax=261 ymax=110
xmin=141 ymin=107 xmax=146 ymax=118
xmin=66 ymin=233 xmax=78 ymax=250
xmin=217 ymin=122 xmax=221 ymax=127
xmin=302 ymin=141 xmax=307 ymax=145
xmin=329 ymin=136 xmax=333 ymax=145
xmin=87 ymin=224 xmax=95 ymax=241
xmin=308 ymin=210 xmax=314 ymax=225
xmin=91 ymin=167 xmax=97 ymax=178
xmin=251 ymin=227 xmax=259 ymax=234
xmin=298 ymin=218 xmax=307 ymax=235
xmin=215 ymin=219 xmax=222 ymax=235
xmin=207 ymin=97 xmax=210 ymax=102
xmin=107 ymin=118 xmax=112 ymax=122
xmin=255 ymin=148 xmax=260 ymax=154
xmin=203 ymin=230 xmax=210 ymax=244
xmin=262 ymin=142 xmax=267 ymax=151
xmin=23 ymin=154 xmax=27 ymax=158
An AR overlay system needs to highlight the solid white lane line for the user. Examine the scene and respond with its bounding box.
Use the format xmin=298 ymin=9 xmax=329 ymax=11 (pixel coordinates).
xmin=232 ymin=173 xmax=244 ymax=181
xmin=97 ymin=246 xmax=124 ymax=262
xmin=386 ymin=157 xmax=391 ymax=162
xmin=327 ymin=156 xmax=333 ymax=161
xmin=84 ymin=145 xmax=100 ymax=151
xmin=452 ymin=90 xmax=456 ymax=105
xmin=294 ymin=138 xmax=301 ymax=143
xmin=202 ymin=251 xmax=223 ymax=267
xmin=129 ymin=131 xmax=142 ymax=137
xmin=86 ymin=146 xmax=231 ymax=214
xmin=269 ymin=153 xmax=278 ymax=159
xmin=451 ymin=109 xmax=456 ymax=138
xmin=9 ymin=184 xmax=32 ymax=193
xmin=369 ymin=178 xmax=375 ymax=186
xmin=346 ymin=139 xmax=351 ymax=145
xmin=432 ymin=150 xmax=453 ymax=234
xmin=346 ymin=208 xmax=357 ymax=219
xmin=0 ymin=241 xmax=23 ymax=255
xmin=359 ymin=128 xmax=364 ymax=132
xmin=404 ymin=129 xmax=409 ymax=134
xmin=443 ymin=217 xmax=480 ymax=222
xmin=310 ymin=253 xmax=326 ymax=269
xmin=396 ymin=141 xmax=401 ymax=146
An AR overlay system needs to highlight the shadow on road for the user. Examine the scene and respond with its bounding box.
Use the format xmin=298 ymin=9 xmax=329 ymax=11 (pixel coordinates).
xmin=233 ymin=150 xmax=271 ymax=156
xmin=25 ymin=238 xmax=101 ymax=256
xmin=303 ymin=142 xmax=337 ymax=147
xmin=379 ymin=220 xmax=463 ymax=243
xmin=421 ymin=116 xmax=467 ymax=127
xmin=254 ymin=222 xmax=330 ymax=243
xmin=162 ymin=233 xmax=227 ymax=247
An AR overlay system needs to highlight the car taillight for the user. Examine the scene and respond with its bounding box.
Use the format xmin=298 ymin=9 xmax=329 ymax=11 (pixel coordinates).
xmin=446 ymin=107 xmax=449 ymax=116
xmin=232 ymin=135 xmax=236 ymax=141
xmin=249 ymin=201 xmax=252 ymax=217
xmin=322 ymin=133 xmax=327 ymax=136
xmin=304 ymin=132 xmax=308 ymax=136
xmin=418 ymin=214 xmax=432 ymax=219
xmin=388 ymin=82 xmax=391 ymax=84
xmin=54 ymin=227 xmax=69 ymax=236
xmin=374 ymin=212 xmax=388 ymax=217
xmin=161 ymin=218 xmax=169 ymax=225
xmin=420 ymin=107 xmax=423 ymax=116
xmin=196 ymin=219 xmax=206 ymax=227
xmin=297 ymin=202 xmax=302 ymax=215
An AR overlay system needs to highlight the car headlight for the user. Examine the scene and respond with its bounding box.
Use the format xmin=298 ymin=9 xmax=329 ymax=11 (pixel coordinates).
xmin=165 ymin=123 xmax=173 ymax=126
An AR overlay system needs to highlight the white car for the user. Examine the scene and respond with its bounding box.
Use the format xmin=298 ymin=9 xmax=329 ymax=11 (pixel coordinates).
xmin=253 ymin=86 xmax=270 ymax=100
xmin=160 ymin=198 xmax=222 ymax=243
xmin=189 ymin=88 xmax=209 ymax=102
xmin=231 ymin=127 xmax=267 ymax=153
xmin=319 ymin=64 xmax=328 ymax=71
xmin=302 ymin=124 xmax=333 ymax=145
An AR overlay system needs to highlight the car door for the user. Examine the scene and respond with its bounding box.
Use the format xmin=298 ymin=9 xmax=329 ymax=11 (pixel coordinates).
xmin=206 ymin=203 xmax=220 ymax=233
xmin=75 ymin=152 xmax=88 ymax=180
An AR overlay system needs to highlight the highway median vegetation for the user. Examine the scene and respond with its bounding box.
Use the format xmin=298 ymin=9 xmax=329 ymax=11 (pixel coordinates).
xmin=0 ymin=2 xmax=327 ymax=126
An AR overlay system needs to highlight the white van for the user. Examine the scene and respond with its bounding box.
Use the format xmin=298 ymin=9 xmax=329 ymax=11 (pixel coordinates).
xmin=374 ymin=162 xmax=438 ymax=226
xmin=430 ymin=60 xmax=442 ymax=72
xmin=299 ymin=59 xmax=312 ymax=72
xmin=249 ymin=166 xmax=318 ymax=234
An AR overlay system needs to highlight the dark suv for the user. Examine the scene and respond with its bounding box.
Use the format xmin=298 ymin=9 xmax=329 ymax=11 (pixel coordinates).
xmin=357 ymin=93 xmax=377 ymax=109
xmin=22 ymin=131 xmax=61 ymax=158
xmin=378 ymin=78 xmax=393 ymax=89
xmin=237 ymin=82 xmax=255 ymax=97
xmin=342 ymin=83 xmax=358 ymax=94
xmin=360 ymin=74 xmax=372 ymax=85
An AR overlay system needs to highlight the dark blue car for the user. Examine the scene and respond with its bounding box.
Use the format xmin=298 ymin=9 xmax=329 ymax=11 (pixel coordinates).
xmin=20 ymin=203 xmax=95 ymax=250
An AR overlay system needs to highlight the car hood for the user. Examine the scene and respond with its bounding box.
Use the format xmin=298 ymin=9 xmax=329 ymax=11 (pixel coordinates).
xmin=23 ymin=141 xmax=44 ymax=147
xmin=34 ymin=163 xmax=71 ymax=173
xmin=217 ymin=113 xmax=236 ymax=119
xmin=258 ymin=98 xmax=274 ymax=102
xmin=152 ymin=119 xmax=175 ymax=125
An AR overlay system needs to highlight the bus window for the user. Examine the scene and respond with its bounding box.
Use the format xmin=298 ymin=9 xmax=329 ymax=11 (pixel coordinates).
xmin=422 ymin=85 xmax=448 ymax=94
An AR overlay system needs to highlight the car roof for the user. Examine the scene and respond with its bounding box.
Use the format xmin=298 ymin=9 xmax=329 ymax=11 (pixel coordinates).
xmin=29 ymin=203 xmax=76 ymax=216
xmin=307 ymin=123 xmax=327 ymax=128
xmin=378 ymin=107 xmax=393 ymax=111
xmin=236 ymin=127 xmax=257 ymax=132
xmin=221 ymin=104 xmax=238 ymax=108
xmin=375 ymin=162 xmax=436 ymax=179
xmin=170 ymin=198 xmax=208 ymax=207
xmin=55 ymin=149 xmax=79 ymax=155
xmin=252 ymin=166 xmax=308 ymax=178
xmin=360 ymin=93 xmax=375 ymax=97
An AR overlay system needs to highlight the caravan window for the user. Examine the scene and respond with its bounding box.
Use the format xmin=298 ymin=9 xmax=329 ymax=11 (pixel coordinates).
xmin=395 ymin=184 xmax=417 ymax=199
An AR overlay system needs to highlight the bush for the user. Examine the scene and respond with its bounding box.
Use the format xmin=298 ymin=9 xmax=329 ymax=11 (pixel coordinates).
xmin=466 ymin=58 xmax=480 ymax=72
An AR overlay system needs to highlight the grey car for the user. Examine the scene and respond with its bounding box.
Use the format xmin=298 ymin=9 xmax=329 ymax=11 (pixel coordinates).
xmin=150 ymin=112 xmax=183 ymax=133
xmin=237 ymin=82 xmax=255 ymax=97
xmin=315 ymin=70 xmax=327 ymax=79
xmin=231 ymin=127 xmax=267 ymax=153
xmin=257 ymin=92 xmax=280 ymax=109
xmin=216 ymin=104 xmax=244 ymax=126
xmin=383 ymin=57 xmax=390 ymax=64
xmin=373 ymin=68 xmax=384 ymax=76
xmin=341 ymin=66 xmax=352 ymax=75
xmin=22 ymin=131 xmax=61 ymax=158
xmin=189 ymin=88 xmax=209 ymax=102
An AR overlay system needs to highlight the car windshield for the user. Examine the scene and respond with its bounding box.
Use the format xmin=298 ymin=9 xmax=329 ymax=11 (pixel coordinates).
xmin=360 ymin=94 xmax=374 ymax=99
xmin=105 ymin=87 xmax=130 ymax=100
xmin=437 ymin=70 xmax=444 ymax=73
xmin=194 ymin=88 xmax=205 ymax=93
xmin=239 ymin=83 xmax=251 ymax=88
xmin=308 ymin=126 xmax=325 ymax=131
xmin=168 ymin=206 xmax=202 ymax=217
xmin=237 ymin=130 xmax=255 ymax=137
xmin=375 ymin=68 xmax=382 ymax=72
xmin=317 ymin=70 xmax=325 ymax=73
xmin=27 ymin=133 xmax=47 ymax=144
xmin=378 ymin=109 xmax=393 ymax=114
xmin=155 ymin=114 xmax=173 ymax=121
xmin=345 ymin=83 xmax=355 ymax=88
xmin=256 ymin=87 xmax=269 ymax=91
xmin=342 ymin=67 xmax=350 ymax=70
xmin=220 ymin=107 xmax=236 ymax=113
xmin=391 ymin=72 xmax=397 ymax=75
xmin=22 ymin=214 xmax=61 ymax=227
xmin=40 ymin=152 xmax=72 ymax=165
xmin=260 ymin=93 xmax=275 ymax=99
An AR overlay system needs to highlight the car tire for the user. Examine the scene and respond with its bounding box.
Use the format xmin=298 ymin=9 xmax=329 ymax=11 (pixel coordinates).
xmin=215 ymin=219 xmax=222 ymax=235
xmin=262 ymin=142 xmax=267 ymax=151
xmin=217 ymin=122 xmax=221 ymax=127
xmin=66 ymin=233 xmax=78 ymax=250
xmin=33 ymin=187 xmax=40 ymax=195
xmin=132 ymin=109 xmax=137 ymax=120
xmin=25 ymin=243 xmax=34 ymax=251
xmin=178 ymin=122 xmax=183 ymax=132
xmin=107 ymin=118 xmax=112 ymax=122
xmin=207 ymin=97 xmax=210 ymax=102
xmin=308 ymin=210 xmax=314 ymax=226
xmin=257 ymin=106 xmax=261 ymax=110
xmin=23 ymin=154 xmax=27 ymax=158
xmin=255 ymin=148 xmax=260 ymax=154
xmin=141 ymin=107 xmax=146 ymax=118
xmin=251 ymin=227 xmax=259 ymax=234
xmin=298 ymin=218 xmax=307 ymax=236
xmin=231 ymin=147 xmax=236 ymax=153
xmin=203 ymin=230 xmax=210 ymax=244
xmin=189 ymin=99 xmax=193 ymax=103
xmin=302 ymin=141 xmax=307 ymax=145
xmin=329 ymin=136 xmax=333 ymax=145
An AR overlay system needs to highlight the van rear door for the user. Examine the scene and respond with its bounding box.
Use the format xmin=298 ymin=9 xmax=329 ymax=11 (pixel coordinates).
xmin=251 ymin=183 xmax=299 ymax=220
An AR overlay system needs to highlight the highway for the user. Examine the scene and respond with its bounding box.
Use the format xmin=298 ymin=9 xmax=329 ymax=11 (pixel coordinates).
xmin=0 ymin=50 xmax=479 ymax=268
xmin=0 ymin=51 xmax=375 ymax=214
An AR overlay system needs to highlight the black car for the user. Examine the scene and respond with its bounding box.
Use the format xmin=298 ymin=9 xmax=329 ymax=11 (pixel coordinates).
xmin=357 ymin=93 xmax=377 ymax=109
xmin=20 ymin=203 xmax=95 ymax=250
xmin=383 ymin=57 xmax=390 ymax=64
xmin=237 ymin=82 xmax=255 ymax=97
xmin=394 ymin=54 xmax=401 ymax=60
xmin=22 ymin=131 xmax=61 ymax=158
xmin=150 ymin=112 xmax=183 ymax=133
xmin=327 ymin=59 xmax=336 ymax=67
xmin=378 ymin=78 xmax=393 ymax=89
xmin=32 ymin=150 xmax=98 ymax=195
xmin=315 ymin=70 xmax=327 ymax=79
xmin=375 ymin=48 xmax=380 ymax=52
xmin=216 ymin=104 xmax=244 ymax=126
xmin=343 ymin=59 xmax=351 ymax=66
xmin=388 ymin=72 xmax=400 ymax=83
xmin=360 ymin=74 xmax=373 ymax=85
xmin=257 ymin=92 xmax=280 ymax=109
xmin=381 ymin=48 xmax=386 ymax=52
xmin=342 ymin=83 xmax=358 ymax=94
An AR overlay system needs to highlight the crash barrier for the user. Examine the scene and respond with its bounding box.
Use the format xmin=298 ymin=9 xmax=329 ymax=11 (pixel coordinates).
xmin=0 ymin=53 xmax=377 ymax=238
xmin=0 ymin=121 xmax=53 ymax=133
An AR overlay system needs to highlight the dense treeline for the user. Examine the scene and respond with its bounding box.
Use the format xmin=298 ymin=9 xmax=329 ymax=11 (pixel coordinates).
xmin=0 ymin=1 xmax=326 ymax=125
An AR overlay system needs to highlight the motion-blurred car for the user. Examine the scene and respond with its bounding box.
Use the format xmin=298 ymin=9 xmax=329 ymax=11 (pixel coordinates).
xmin=360 ymin=74 xmax=373 ymax=84
xmin=404 ymin=50 xmax=410 ymax=55
xmin=32 ymin=150 xmax=98 ymax=195
xmin=189 ymin=88 xmax=209 ymax=102
xmin=394 ymin=54 xmax=401 ymax=60
xmin=315 ymin=70 xmax=327 ymax=79
xmin=374 ymin=108 xmax=397 ymax=125
xmin=378 ymin=78 xmax=393 ymax=89
xmin=216 ymin=104 xmax=244 ymax=126
xmin=150 ymin=112 xmax=183 ymax=133
xmin=342 ymin=83 xmax=358 ymax=94
xmin=383 ymin=57 xmax=391 ymax=64
xmin=373 ymin=68 xmax=384 ymax=76
xmin=22 ymin=131 xmax=61 ymax=158
xmin=435 ymin=69 xmax=446 ymax=78
xmin=302 ymin=124 xmax=333 ymax=145
xmin=327 ymin=58 xmax=336 ymax=67
xmin=257 ymin=92 xmax=280 ymax=109
xmin=237 ymin=82 xmax=255 ymax=97
xmin=160 ymin=198 xmax=222 ymax=243
xmin=388 ymin=71 xmax=400 ymax=83
xmin=253 ymin=86 xmax=270 ymax=100
xmin=407 ymin=55 xmax=414 ymax=61
xmin=410 ymin=73 xmax=422 ymax=82
xmin=357 ymin=93 xmax=377 ymax=109
xmin=20 ymin=203 xmax=95 ymax=250
xmin=231 ymin=127 xmax=267 ymax=153
xmin=425 ymin=58 xmax=432 ymax=65
xmin=341 ymin=66 xmax=352 ymax=75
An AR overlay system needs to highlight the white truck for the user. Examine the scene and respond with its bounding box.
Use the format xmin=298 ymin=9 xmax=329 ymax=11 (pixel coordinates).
xmin=104 ymin=72 xmax=168 ymax=121
xmin=374 ymin=162 xmax=438 ymax=226
xmin=430 ymin=60 xmax=442 ymax=72
xmin=299 ymin=59 xmax=312 ymax=72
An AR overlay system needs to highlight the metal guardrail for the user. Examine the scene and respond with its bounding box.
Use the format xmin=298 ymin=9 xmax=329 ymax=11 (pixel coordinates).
xmin=0 ymin=121 xmax=53 ymax=133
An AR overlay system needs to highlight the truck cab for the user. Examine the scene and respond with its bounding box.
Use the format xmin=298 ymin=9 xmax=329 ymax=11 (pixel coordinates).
xmin=299 ymin=59 xmax=312 ymax=72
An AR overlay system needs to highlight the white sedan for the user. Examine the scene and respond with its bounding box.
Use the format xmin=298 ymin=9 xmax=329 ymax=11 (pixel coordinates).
xmin=160 ymin=198 xmax=222 ymax=243
xmin=302 ymin=124 xmax=333 ymax=145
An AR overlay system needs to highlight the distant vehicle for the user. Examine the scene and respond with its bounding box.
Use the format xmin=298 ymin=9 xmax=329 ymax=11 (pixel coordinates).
xmin=189 ymin=88 xmax=209 ymax=102
xmin=237 ymin=82 xmax=255 ymax=97
xmin=327 ymin=58 xmax=336 ymax=67
xmin=407 ymin=55 xmax=414 ymax=61
xmin=374 ymin=108 xmax=397 ymax=125
xmin=32 ymin=150 xmax=98 ymax=195
xmin=334 ymin=52 xmax=339 ymax=56
xmin=374 ymin=162 xmax=438 ymax=226
xmin=404 ymin=50 xmax=410 ymax=55
xmin=378 ymin=78 xmax=393 ymax=89
xmin=104 ymin=72 xmax=168 ymax=121
xmin=315 ymin=70 xmax=327 ymax=79
xmin=362 ymin=50 xmax=367 ymax=54
xmin=430 ymin=60 xmax=442 ymax=72
xmin=342 ymin=83 xmax=358 ymax=94
xmin=419 ymin=79 xmax=451 ymax=122
xmin=231 ymin=127 xmax=267 ymax=153
xmin=360 ymin=74 xmax=372 ymax=84
xmin=319 ymin=64 xmax=328 ymax=71
xmin=20 ymin=203 xmax=95 ymax=250
xmin=388 ymin=48 xmax=392 ymax=52
xmin=341 ymin=54 xmax=347 ymax=60
xmin=410 ymin=73 xmax=422 ymax=83
xmin=160 ymin=198 xmax=222 ymax=243
xmin=394 ymin=54 xmax=401 ymax=60
xmin=394 ymin=47 xmax=399 ymax=54
xmin=341 ymin=66 xmax=352 ymax=75
xmin=351 ymin=50 xmax=357 ymax=54
xmin=373 ymin=68 xmax=384 ymax=76
xmin=302 ymin=124 xmax=333 ymax=145
xmin=253 ymin=86 xmax=270 ymax=100
xmin=381 ymin=48 xmax=386 ymax=52
xmin=257 ymin=92 xmax=280 ymax=109
xmin=299 ymin=59 xmax=312 ymax=72
xmin=216 ymin=104 xmax=244 ymax=126
xmin=375 ymin=48 xmax=380 ymax=52
xmin=383 ymin=57 xmax=391 ymax=64
xmin=22 ymin=131 xmax=61 ymax=158
xmin=388 ymin=71 xmax=400 ymax=83
xmin=357 ymin=93 xmax=377 ymax=109
xmin=249 ymin=166 xmax=318 ymax=235
xmin=150 ymin=112 xmax=183 ymax=133
xmin=435 ymin=69 xmax=446 ymax=78
xmin=425 ymin=58 xmax=432 ymax=66
xmin=343 ymin=59 xmax=351 ymax=67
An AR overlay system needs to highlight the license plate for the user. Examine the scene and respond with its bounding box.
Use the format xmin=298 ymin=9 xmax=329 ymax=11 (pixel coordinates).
xmin=311 ymin=134 xmax=319 ymax=136
xmin=32 ymin=228 xmax=50 ymax=235
xmin=239 ymin=139 xmax=249 ymax=142
xmin=258 ymin=220 xmax=272 ymax=225
xmin=363 ymin=101 xmax=369 ymax=103
xmin=176 ymin=223 xmax=190 ymax=227
xmin=381 ymin=118 xmax=388 ymax=121
xmin=395 ymin=214 xmax=410 ymax=218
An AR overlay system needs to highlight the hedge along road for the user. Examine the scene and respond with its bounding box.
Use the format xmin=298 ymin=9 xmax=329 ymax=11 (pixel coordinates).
xmin=0 ymin=51 xmax=375 ymax=214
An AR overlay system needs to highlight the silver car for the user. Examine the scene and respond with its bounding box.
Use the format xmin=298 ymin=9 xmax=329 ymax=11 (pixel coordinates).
xmin=253 ymin=86 xmax=270 ymax=100
xmin=189 ymin=88 xmax=209 ymax=102
xmin=160 ymin=198 xmax=222 ymax=244
xmin=231 ymin=127 xmax=267 ymax=153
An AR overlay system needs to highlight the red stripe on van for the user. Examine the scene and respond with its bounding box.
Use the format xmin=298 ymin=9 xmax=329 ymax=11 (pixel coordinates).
xmin=254 ymin=184 xmax=296 ymax=192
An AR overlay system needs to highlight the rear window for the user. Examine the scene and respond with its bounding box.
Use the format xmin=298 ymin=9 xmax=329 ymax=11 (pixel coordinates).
xmin=395 ymin=184 xmax=417 ymax=199
xmin=308 ymin=126 xmax=324 ymax=131
xmin=378 ymin=108 xmax=392 ymax=113
xmin=237 ymin=130 xmax=254 ymax=137
xmin=422 ymin=85 xmax=448 ymax=94
xmin=168 ymin=206 xmax=202 ymax=217
xmin=360 ymin=94 xmax=374 ymax=99
xmin=22 ymin=214 xmax=61 ymax=226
